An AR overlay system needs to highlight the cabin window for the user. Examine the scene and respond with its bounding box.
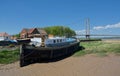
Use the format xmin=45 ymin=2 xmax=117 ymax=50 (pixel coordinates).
xmin=57 ymin=39 xmax=59 ymax=43
xmin=60 ymin=39 xmax=62 ymax=42
xmin=53 ymin=40 xmax=56 ymax=43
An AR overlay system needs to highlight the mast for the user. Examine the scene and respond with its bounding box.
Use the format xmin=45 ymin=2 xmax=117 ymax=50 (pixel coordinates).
xmin=85 ymin=18 xmax=90 ymax=39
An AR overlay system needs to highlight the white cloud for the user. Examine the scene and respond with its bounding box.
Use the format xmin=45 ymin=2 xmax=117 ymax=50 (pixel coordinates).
xmin=75 ymin=30 xmax=86 ymax=35
xmin=75 ymin=22 xmax=120 ymax=35
xmin=93 ymin=22 xmax=120 ymax=30
xmin=93 ymin=26 xmax=104 ymax=30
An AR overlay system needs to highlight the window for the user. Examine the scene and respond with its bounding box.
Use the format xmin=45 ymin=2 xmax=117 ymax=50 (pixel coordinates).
xmin=53 ymin=40 xmax=56 ymax=43
xmin=57 ymin=39 xmax=59 ymax=43
xmin=60 ymin=39 xmax=62 ymax=42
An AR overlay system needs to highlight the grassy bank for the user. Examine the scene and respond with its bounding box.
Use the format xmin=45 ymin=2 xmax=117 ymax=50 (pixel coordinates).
xmin=74 ymin=41 xmax=120 ymax=57
xmin=0 ymin=41 xmax=120 ymax=64
xmin=0 ymin=48 xmax=19 ymax=64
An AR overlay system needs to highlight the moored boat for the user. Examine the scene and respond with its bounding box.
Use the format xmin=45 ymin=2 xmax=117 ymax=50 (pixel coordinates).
xmin=19 ymin=37 xmax=80 ymax=67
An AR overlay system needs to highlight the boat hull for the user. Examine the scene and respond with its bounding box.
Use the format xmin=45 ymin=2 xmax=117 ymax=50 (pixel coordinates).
xmin=20 ymin=42 xmax=80 ymax=67
xmin=17 ymin=39 xmax=31 ymax=44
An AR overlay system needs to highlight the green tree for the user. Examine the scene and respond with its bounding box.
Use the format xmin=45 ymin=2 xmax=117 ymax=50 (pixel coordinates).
xmin=14 ymin=33 xmax=20 ymax=38
xmin=43 ymin=26 xmax=76 ymax=37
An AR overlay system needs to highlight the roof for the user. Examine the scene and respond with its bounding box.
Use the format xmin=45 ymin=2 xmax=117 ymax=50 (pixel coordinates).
xmin=21 ymin=28 xmax=29 ymax=33
xmin=37 ymin=28 xmax=47 ymax=35
xmin=21 ymin=28 xmax=47 ymax=36
xmin=21 ymin=28 xmax=36 ymax=34
xmin=0 ymin=32 xmax=9 ymax=37
xmin=28 ymin=28 xmax=36 ymax=34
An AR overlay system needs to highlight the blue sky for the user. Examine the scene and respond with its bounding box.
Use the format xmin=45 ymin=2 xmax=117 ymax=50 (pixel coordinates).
xmin=0 ymin=0 xmax=120 ymax=35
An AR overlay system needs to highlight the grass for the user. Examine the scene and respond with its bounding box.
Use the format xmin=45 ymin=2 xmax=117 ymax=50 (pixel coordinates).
xmin=74 ymin=41 xmax=120 ymax=57
xmin=0 ymin=41 xmax=120 ymax=64
xmin=0 ymin=48 xmax=19 ymax=64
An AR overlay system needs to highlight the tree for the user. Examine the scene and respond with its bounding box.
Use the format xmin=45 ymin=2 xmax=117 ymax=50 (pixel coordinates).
xmin=14 ymin=33 xmax=20 ymax=38
xmin=43 ymin=26 xmax=76 ymax=37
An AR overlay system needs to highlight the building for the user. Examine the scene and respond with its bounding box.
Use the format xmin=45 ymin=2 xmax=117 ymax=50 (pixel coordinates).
xmin=37 ymin=28 xmax=47 ymax=36
xmin=20 ymin=28 xmax=39 ymax=38
xmin=0 ymin=32 xmax=10 ymax=41
xmin=20 ymin=28 xmax=47 ymax=39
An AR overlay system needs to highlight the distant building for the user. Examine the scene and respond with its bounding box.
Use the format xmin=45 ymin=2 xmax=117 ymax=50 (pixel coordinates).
xmin=0 ymin=32 xmax=10 ymax=41
xmin=20 ymin=28 xmax=48 ymax=39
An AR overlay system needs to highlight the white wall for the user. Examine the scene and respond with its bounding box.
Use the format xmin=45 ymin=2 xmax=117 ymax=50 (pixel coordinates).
xmin=31 ymin=37 xmax=42 ymax=42
xmin=0 ymin=37 xmax=4 ymax=41
xmin=0 ymin=36 xmax=11 ymax=41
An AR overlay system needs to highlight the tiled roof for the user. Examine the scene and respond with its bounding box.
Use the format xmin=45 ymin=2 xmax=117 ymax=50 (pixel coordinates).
xmin=28 ymin=28 xmax=35 ymax=34
xmin=21 ymin=28 xmax=35 ymax=34
xmin=37 ymin=28 xmax=47 ymax=35
xmin=21 ymin=28 xmax=47 ymax=35
xmin=21 ymin=28 xmax=29 ymax=33
xmin=0 ymin=32 xmax=9 ymax=37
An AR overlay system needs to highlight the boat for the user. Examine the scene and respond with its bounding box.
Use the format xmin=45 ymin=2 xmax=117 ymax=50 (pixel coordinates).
xmin=19 ymin=37 xmax=80 ymax=67
xmin=17 ymin=38 xmax=31 ymax=44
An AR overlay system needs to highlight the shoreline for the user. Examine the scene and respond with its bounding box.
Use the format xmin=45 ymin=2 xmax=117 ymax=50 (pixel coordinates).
xmin=102 ymin=39 xmax=120 ymax=43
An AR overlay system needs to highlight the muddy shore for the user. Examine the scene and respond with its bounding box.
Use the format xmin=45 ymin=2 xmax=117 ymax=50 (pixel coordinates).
xmin=0 ymin=54 xmax=120 ymax=76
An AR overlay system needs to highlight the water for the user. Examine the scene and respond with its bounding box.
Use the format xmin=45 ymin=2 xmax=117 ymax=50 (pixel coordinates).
xmin=102 ymin=38 xmax=120 ymax=41
xmin=75 ymin=36 xmax=120 ymax=40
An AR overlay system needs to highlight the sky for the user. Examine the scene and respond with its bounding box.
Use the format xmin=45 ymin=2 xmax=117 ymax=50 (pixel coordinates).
xmin=0 ymin=0 xmax=120 ymax=35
